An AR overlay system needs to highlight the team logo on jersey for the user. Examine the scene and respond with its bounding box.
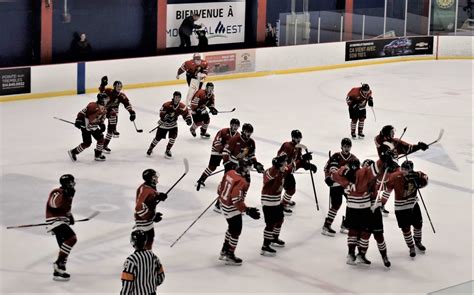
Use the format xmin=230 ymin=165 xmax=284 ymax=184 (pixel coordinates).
xmin=436 ymin=0 xmax=454 ymax=9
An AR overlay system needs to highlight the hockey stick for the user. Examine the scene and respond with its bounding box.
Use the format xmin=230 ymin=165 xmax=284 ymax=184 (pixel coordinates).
xmin=156 ymin=159 xmax=189 ymax=205
xmin=296 ymin=143 xmax=319 ymax=211
xmin=397 ymin=129 xmax=444 ymax=160
xmin=370 ymin=107 xmax=377 ymax=122
xmin=149 ymin=125 xmax=159 ymax=133
xmin=6 ymin=211 xmax=100 ymax=229
xmin=170 ymin=197 xmax=218 ymax=247
xmin=217 ymin=108 xmax=236 ymax=113
xmin=417 ymin=188 xmax=436 ymax=234
xmin=53 ymin=116 xmax=75 ymax=125
xmin=133 ymin=121 xmax=143 ymax=133
xmin=209 ymin=168 xmax=225 ymax=176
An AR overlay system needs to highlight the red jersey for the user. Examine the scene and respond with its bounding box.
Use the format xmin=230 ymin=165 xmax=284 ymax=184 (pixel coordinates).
xmin=99 ymin=86 xmax=133 ymax=113
xmin=374 ymin=134 xmax=417 ymax=160
xmin=158 ymin=101 xmax=191 ymax=129
xmin=135 ymin=183 xmax=161 ymax=231
xmin=45 ymin=188 xmax=74 ymax=230
xmin=332 ymin=166 xmax=377 ymax=209
xmin=179 ymin=60 xmax=209 ymax=79
xmin=324 ymin=152 xmax=359 ymax=179
xmin=381 ymin=171 xmax=428 ymax=211
xmin=211 ymin=128 xmax=239 ymax=156
xmin=261 ymin=164 xmax=294 ymax=206
xmin=218 ymin=170 xmax=250 ymax=218
xmin=277 ymin=142 xmax=303 ymax=170
xmin=346 ymin=87 xmax=372 ymax=110
xmin=191 ymin=89 xmax=215 ymax=113
xmin=77 ymin=102 xmax=107 ymax=129
xmin=222 ymin=134 xmax=257 ymax=165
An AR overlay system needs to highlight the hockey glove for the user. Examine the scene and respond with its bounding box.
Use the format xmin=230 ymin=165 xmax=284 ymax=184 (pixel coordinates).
xmin=302 ymin=152 xmax=313 ymax=161
xmin=67 ymin=214 xmax=75 ymax=225
xmin=153 ymin=212 xmax=163 ymax=223
xmin=324 ymin=176 xmax=335 ymax=187
xmin=101 ymin=76 xmax=108 ymax=87
xmin=129 ymin=111 xmax=136 ymax=121
xmin=254 ymin=162 xmax=265 ymax=173
xmin=185 ymin=117 xmax=192 ymax=126
xmin=75 ymin=119 xmax=84 ymax=129
xmin=303 ymin=162 xmax=317 ymax=173
xmin=246 ymin=207 xmax=260 ymax=220
xmin=417 ymin=141 xmax=429 ymax=151
xmin=209 ymin=107 xmax=218 ymax=115
xmin=368 ymin=99 xmax=374 ymax=107
xmin=352 ymin=103 xmax=359 ymax=109
xmin=156 ymin=192 xmax=168 ymax=202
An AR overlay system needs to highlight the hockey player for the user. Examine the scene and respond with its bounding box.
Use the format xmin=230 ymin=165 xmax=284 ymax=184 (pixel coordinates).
xmin=260 ymin=155 xmax=292 ymax=256
xmin=134 ymin=169 xmax=168 ymax=250
xmin=98 ymin=76 xmax=136 ymax=153
xmin=120 ymin=230 xmax=165 ymax=295
xmin=189 ymin=82 xmax=218 ymax=139
xmin=332 ymin=159 xmax=376 ymax=266
xmin=276 ymin=130 xmax=316 ymax=215
xmin=375 ymin=125 xmax=429 ymax=161
xmin=215 ymin=123 xmax=264 ymax=212
xmin=68 ymin=93 xmax=108 ymax=162
xmin=46 ymin=174 xmax=77 ymax=281
xmin=218 ymin=159 xmax=261 ymax=265
xmin=363 ymin=159 xmax=391 ymax=268
xmin=374 ymin=125 xmax=429 ymax=215
xmin=379 ymin=160 xmax=428 ymax=257
xmin=176 ymin=53 xmax=209 ymax=107
xmin=346 ymin=83 xmax=373 ymax=139
xmin=322 ymin=138 xmax=359 ymax=236
xmin=196 ymin=118 xmax=240 ymax=191
xmin=146 ymin=91 xmax=192 ymax=158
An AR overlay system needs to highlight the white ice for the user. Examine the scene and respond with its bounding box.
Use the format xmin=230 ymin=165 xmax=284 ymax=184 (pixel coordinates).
xmin=0 ymin=60 xmax=472 ymax=294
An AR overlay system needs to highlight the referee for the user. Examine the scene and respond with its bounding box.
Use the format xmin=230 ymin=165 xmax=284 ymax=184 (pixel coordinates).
xmin=120 ymin=230 xmax=165 ymax=295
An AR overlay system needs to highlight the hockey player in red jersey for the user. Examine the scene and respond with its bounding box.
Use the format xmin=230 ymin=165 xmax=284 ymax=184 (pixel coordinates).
xmin=332 ymin=159 xmax=376 ymax=265
xmin=189 ymin=82 xmax=218 ymax=139
xmin=374 ymin=125 xmax=429 ymax=215
xmin=260 ymin=155 xmax=293 ymax=256
xmin=68 ymin=93 xmax=108 ymax=162
xmin=215 ymin=123 xmax=264 ymax=212
xmin=379 ymin=160 xmax=428 ymax=257
xmin=322 ymin=138 xmax=359 ymax=236
xmin=346 ymin=83 xmax=373 ymax=139
xmin=196 ymin=118 xmax=240 ymax=191
xmin=276 ymin=130 xmax=316 ymax=215
xmin=176 ymin=53 xmax=209 ymax=107
xmin=98 ymin=76 xmax=136 ymax=153
xmin=146 ymin=91 xmax=192 ymax=158
xmin=375 ymin=125 xmax=429 ymax=161
xmin=135 ymin=169 xmax=168 ymax=250
xmin=45 ymin=174 xmax=77 ymax=281
xmin=218 ymin=159 xmax=261 ymax=265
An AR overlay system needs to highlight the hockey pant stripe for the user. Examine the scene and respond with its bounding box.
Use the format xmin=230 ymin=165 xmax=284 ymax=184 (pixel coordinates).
xmin=282 ymin=192 xmax=292 ymax=203
xmin=201 ymin=123 xmax=209 ymax=132
xmin=96 ymin=143 xmax=103 ymax=151
xmin=403 ymin=231 xmax=415 ymax=248
xmin=351 ymin=122 xmax=356 ymax=134
xmin=413 ymin=228 xmax=422 ymax=242
xmin=76 ymin=145 xmax=85 ymax=154
xmin=358 ymin=238 xmax=369 ymax=251
xmin=273 ymin=226 xmax=281 ymax=238
xmin=204 ymin=167 xmax=213 ymax=176
xmin=326 ymin=208 xmax=338 ymax=222
xmin=358 ymin=121 xmax=364 ymax=133
xmin=264 ymin=230 xmax=273 ymax=240
xmin=377 ymin=241 xmax=387 ymax=252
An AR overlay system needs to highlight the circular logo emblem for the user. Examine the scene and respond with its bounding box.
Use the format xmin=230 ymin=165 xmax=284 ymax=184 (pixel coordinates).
xmin=436 ymin=0 xmax=454 ymax=9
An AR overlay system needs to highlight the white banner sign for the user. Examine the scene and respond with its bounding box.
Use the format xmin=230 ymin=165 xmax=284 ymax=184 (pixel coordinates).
xmin=166 ymin=1 xmax=246 ymax=48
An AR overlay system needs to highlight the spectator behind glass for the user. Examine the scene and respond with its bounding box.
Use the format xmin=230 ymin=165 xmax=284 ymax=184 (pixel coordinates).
xmin=179 ymin=13 xmax=202 ymax=48
xmin=265 ymin=23 xmax=277 ymax=47
xmin=70 ymin=32 xmax=92 ymax=61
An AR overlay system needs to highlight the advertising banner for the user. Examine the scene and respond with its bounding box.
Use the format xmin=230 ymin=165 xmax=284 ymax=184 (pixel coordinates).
xmin=0 ymin=67 xmax=31 ymax=96
xmin=345 ymin=36 xmax=434 ymax=61
xmin=205 ymin=49 xmax=255 ymax=75
xmin=166 ymin=1 xmax=246 ymax=48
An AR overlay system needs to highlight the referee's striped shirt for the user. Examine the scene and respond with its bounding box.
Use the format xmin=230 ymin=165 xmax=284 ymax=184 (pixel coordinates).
xmin=120 ymin=249 xmax=165 ymax=295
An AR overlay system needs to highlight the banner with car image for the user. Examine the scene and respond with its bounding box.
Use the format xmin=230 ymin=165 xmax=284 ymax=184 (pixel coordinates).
xmin=345 ymin=36 xmax=434 ymax=61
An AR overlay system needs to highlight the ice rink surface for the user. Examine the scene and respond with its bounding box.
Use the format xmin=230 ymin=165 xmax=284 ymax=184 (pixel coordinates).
xmin=0 ymin=60 xmax=472 ymax=294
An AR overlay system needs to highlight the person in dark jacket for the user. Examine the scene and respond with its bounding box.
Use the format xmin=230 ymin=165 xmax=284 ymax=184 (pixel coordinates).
xmin=179 ymin=13 xmax=202 ymax=48
xmin=70 ymin=32 xmax=92 ymax=61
